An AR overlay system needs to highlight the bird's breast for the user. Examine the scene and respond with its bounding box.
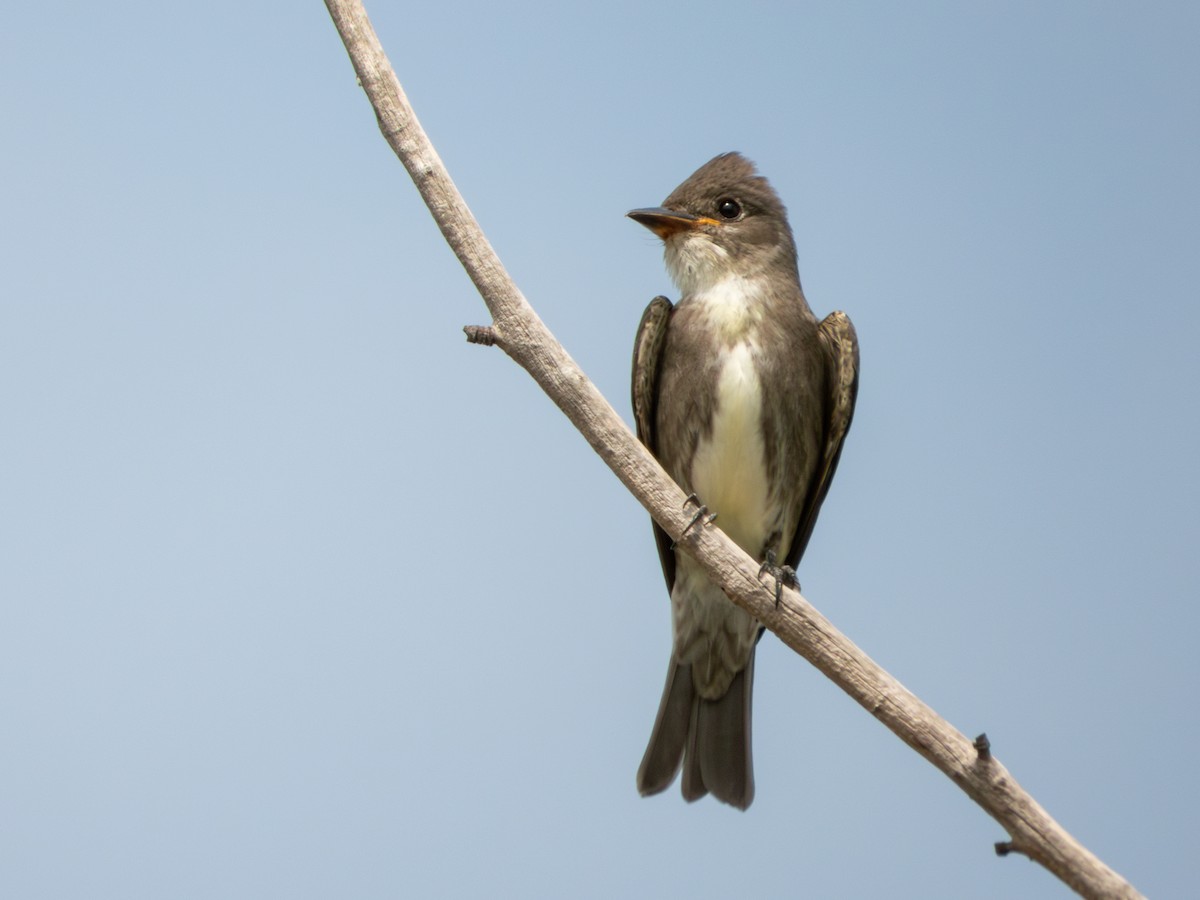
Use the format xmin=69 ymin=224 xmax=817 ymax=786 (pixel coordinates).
xmin=689 ymin=340 xmax=771 ymax=555
xmin=689 ymin=275 xmax=765 ymax=342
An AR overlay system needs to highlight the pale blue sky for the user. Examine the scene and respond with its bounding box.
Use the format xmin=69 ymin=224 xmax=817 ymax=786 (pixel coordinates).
xmin=2 ymin=2 xmax=1197 ymax=898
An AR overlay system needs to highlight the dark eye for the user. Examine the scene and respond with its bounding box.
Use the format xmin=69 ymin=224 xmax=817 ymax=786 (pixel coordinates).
xmin=717 ymin=198 xmax=742 ymax=219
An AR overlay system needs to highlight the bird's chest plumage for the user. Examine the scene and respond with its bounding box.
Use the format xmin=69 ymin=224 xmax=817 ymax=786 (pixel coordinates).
xmin=690 ymin=342 xmax=771 ymax=554
xmin=658 ymin=279 xmax=777 ymax=556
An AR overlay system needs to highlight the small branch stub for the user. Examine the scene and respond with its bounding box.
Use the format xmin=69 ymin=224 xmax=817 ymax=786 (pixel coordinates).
xmin=974 ymin=733 xmax=992 ymax=761
xmin=463 ymin=324 xmax=497 ymax=346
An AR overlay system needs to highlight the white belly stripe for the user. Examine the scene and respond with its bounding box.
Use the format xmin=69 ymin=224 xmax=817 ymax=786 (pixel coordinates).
xmin=690 ymin=342 xmax=770 ymax=555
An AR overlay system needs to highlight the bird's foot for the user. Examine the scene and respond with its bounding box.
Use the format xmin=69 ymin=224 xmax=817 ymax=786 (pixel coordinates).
xmin=679 ymin=493 xmax=717 ymax=539
xmin=757 ymin=550 xmax=798 ymax=608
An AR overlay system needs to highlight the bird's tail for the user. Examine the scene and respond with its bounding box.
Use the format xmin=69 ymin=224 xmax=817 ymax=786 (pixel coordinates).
xmin=636 ymin=649 xmax=755 ymax=810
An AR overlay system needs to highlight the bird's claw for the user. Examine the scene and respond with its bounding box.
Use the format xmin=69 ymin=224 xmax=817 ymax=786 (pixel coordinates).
xmin=679 ymin=493 xmax=717 ymax=540
xmin=758 ymin=550 xmax=798 ymax=607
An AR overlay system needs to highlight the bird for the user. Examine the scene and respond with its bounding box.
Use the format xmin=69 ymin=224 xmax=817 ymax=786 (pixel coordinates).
xmin=628 ymin=152 xmax=859 ymax=810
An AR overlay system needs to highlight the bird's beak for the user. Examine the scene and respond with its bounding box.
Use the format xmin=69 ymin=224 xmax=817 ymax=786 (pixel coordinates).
xmin=627 ymin=207 xmax=719 ymax=239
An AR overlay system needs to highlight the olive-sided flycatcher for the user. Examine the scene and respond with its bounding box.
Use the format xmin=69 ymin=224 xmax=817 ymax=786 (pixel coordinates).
xmin=628 ymin=152 xmax=859 ymax=810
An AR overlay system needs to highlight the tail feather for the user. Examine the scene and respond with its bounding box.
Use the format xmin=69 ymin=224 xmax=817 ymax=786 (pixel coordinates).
xmin=680 ymin=695 xmax=705 ymax=802
xmin=637 ymin=650 xmax=755 ymax=810
xmin=636 ymin=660 xmax=694 ymax=797
xmin=694 ymin=660 xmax=755 ymax=809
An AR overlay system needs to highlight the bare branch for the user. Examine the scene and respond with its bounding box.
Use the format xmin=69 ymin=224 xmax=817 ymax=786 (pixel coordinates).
xmin=323 ymin=3 xmax=1143 ymax=897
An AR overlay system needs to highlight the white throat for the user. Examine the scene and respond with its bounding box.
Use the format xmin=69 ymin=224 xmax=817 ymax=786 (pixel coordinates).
xmin=689 ymin=272 xmax=769 ymax=342
xmin=663 ymin=232 xmax=734 ymax=296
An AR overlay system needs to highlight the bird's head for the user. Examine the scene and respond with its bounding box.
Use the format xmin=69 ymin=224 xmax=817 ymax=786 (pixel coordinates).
xmin=628 ymin=152 xmax=799 ymax=295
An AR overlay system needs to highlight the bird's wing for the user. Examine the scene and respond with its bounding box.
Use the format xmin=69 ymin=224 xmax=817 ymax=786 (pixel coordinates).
xmin=631 ymin=295 xmax=677 ymax=591
xmin=787 ymin=310 xmax=860 ymax=571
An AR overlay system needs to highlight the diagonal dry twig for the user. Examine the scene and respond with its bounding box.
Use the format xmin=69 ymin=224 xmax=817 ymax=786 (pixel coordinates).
xmin=323 ymin=3 xmax=1143 ymax=897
